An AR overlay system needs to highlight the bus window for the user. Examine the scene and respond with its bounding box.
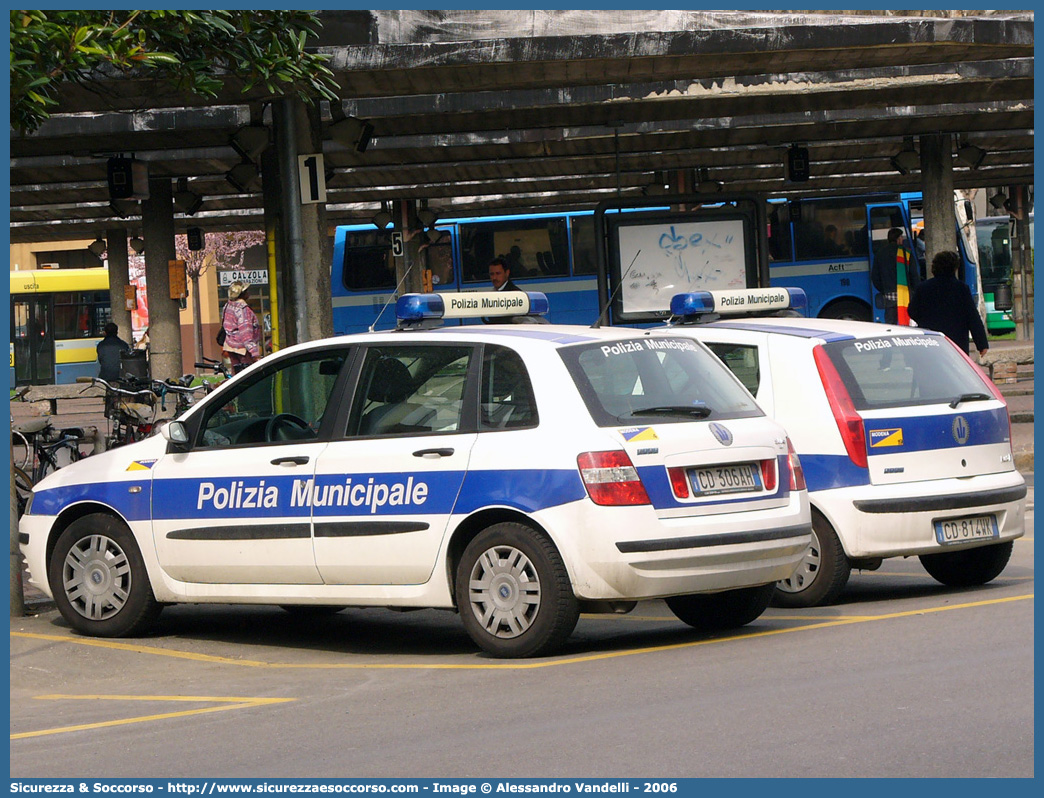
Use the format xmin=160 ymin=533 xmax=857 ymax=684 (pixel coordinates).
xmin=792 ymin=198 xmax=869 ymax=260
xmin=425 ymin=237 xmax=454 ymax=287
xmin=341 ymin=231 xmax=395 ymax=291
xmin=458 ymin=217 xmax=569 ymax=283
xmin=53 ymin=291 xmax=107 ymax=339
xmin=571 ymin=215 xmax=597 ymax=275
xmin=767 ymin=203 xmax=793 ymax=262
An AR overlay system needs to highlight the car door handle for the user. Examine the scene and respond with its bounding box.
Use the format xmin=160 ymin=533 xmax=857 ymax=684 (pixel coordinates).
xmin=413 ymin=448 xmax=454 ymax=458
xmin=271 ymin=456 xmax=309 ymax=466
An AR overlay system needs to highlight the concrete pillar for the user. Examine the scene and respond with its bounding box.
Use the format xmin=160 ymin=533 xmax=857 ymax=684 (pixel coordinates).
xmin=105 ymin=227 xmax=132 ymax=341
xmin=395 ymin=199 xmax=425 ymax=296
xmin=919 ymin=133 xmax=958 ymax=267
xmin=140 ymin=176 xmax=181 ymax=381
xmin=273 ymin=97 xmax=332 ymax=346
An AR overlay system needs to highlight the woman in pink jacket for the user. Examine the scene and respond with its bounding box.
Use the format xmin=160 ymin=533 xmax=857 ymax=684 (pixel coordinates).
xmin=220 ymin=281 xmax=262 ymax=374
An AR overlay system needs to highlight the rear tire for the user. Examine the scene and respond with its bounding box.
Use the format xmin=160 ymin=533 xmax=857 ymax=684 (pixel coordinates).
xmin=820 ymin=300 xmax=871 ymax=322
xmin=773 ymin=514 xmax=850 ymax=608
xmin=919 ymin=541 xmax=1014 ymax=587
xmin=455 ymin=523 xmax=578 ymax=658
xmin=665 ymin=583 xmax=775 ymax=630
xmin=48 ymin=514 xmax=161 ymax=637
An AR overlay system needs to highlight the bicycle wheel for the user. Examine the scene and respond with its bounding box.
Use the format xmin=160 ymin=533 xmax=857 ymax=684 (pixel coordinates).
xmin=13 ymin=465 xmax=32 ymax=518
xmin=11 ymin=429 xmax=31 ymax=471
xmin=37 ymin=440 xmax=80 ymax=481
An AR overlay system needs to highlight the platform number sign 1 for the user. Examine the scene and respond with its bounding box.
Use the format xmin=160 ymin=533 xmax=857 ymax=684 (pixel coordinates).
xmin=298 ymin=153 xmax=327 ymax=204
xmin=391 ymin=231 xmax=404 ymax=258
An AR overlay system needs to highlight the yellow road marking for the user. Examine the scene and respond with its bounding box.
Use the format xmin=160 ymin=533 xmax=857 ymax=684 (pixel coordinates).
xmin=10 ymin=593 xmax=1032 ymax=671
xmin=12 ymin=695 xmax=294 ymax=740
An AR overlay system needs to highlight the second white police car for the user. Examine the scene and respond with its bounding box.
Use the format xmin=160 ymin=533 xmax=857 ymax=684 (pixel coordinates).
xmin=658 ymin=287 xmax=1026 ymax=607
xmin=20 ymin=292 xmax=811 ymax=658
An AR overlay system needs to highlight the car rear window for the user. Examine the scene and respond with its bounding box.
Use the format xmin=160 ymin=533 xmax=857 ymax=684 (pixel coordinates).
xmin=821 ymin=334 xmax=993 ymax=410
xmin=559 ymin=336 xmax=763 ymax=427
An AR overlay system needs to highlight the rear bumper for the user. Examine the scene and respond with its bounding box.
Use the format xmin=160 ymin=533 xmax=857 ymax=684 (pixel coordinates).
xmin=543 ymin=491 xmax=812 ymax=601
xmin=814 ymin=471 xmax=1026 ymax=559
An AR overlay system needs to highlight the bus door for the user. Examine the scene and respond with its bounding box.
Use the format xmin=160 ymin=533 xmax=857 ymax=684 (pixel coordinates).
xmin=11 ymin=295 xmax=54 ymax=385
xmin=865 ymin=202 xmax=913 ymax=323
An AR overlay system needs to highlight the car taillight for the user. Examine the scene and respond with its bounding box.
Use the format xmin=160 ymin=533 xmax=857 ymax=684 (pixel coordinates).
xmin=760 ymin=459 xmax=777 ymax=492
xmin=577 ymin=450 xmax=651 ymax=506
xmin=948 ymin=337 xmax=1012 ymax=444
xmin=813 ymin=345 xmax=867 ymax=469
xmin=787 ymin=438 xmax=806 ymax=491
xmin=667 ymin=467 xmax=690 ymax=499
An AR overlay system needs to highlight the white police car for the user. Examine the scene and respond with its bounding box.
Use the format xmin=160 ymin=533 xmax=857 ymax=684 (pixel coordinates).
xmin=20 ymin=291 xmax=811 ymax=658
xmin=659 ymin=288 xmax=1027 ymax=607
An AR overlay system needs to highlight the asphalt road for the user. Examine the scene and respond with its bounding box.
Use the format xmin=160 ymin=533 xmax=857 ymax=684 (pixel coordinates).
xmin=9 ymin=478 xmax=1034 ymax=779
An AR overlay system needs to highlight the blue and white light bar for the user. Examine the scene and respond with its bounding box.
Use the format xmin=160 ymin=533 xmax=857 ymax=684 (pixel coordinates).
xmin=670 ymin=287 xmax=807 ymax=318
xmin=396 ymin=291 xmax=550 ymax=323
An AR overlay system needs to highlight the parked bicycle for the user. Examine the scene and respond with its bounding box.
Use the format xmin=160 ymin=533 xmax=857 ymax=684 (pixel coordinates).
xmin=77 ymin=376 xmax=157 ymax=450
xmin=195 ymin=357 xmax=232 ymax=392
xmin=150 ymin=376 xmax=207 ymax=418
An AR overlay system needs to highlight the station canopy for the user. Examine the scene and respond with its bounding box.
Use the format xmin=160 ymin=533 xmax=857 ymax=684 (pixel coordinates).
xmin=9 ymin=10 xmax=1034 ymax=243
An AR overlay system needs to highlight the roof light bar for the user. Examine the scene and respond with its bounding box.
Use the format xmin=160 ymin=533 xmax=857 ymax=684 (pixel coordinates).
xmin=670 ymin=287 xmax=807 ymax=318
xmin=396 ymin=291 xmax=549 ymax=323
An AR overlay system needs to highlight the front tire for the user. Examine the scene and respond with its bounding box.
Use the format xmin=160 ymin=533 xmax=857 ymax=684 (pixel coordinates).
xmin=455 ymin=523 xmax=579 ymax=658
xmin=48 ymin=514 xmax=161 ymax=637
xmin=919 ymin=541 xmax=1014 ymax=587
xmin=773 ymin=514 xmax=850 ymax=607
xmin=666 ymin=583 xmax=775 ymax=630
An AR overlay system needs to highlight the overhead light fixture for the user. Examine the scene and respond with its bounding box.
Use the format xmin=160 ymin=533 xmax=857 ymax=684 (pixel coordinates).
xmin=891 ymin=137 xmax=920 ymax=175
xmin=87 ymin=236 xmax=107 ymax=257
xmin=695 ymin=167 xmax=724 ymax=194
xmin=956 ymin=139 xmax=987 ymax=169
xmin=989 ymin=191 xmax=1008 ymax=210
xmin=225 ymin=161 xmax=260 ymax=193
xmin=329 ymin=115 xmax=374 ymax=153
xmin=129 ymin=236 xmax=145 ymax=254
xmin=173 ymin=177 xmax=204 ymax=215
xmin=371 ymin=202 xmax=393 ymax=229
xmin=229 ymin=126 xmax=269 ymax=163
xmin=108 ymin=199 xmax=137 ymax=218
xmin=425 ymin=228 xmax=444 ymax=245
xmin=416 ymin=207 xmax=438 ymax=229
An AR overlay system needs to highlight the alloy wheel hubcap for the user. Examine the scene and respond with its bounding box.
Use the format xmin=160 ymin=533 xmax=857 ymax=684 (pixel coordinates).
xmin=467 ymin=545 xmax=541 ymax=639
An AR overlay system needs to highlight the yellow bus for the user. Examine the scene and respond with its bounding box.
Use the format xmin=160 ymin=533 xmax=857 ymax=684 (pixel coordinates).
xmin=10 ymin=268 xmax=116 ymax=386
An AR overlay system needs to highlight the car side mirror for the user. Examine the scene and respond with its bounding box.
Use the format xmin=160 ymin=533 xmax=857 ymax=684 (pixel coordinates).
xmin=160 ymin=420 xmax=191 ymax=452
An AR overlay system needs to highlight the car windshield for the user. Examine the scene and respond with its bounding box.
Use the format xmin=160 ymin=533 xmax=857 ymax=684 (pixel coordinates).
xmin=559 ymin=335 xmax=762 ymax=427
xmin=821 ymin=334 xmax=993 ymax=410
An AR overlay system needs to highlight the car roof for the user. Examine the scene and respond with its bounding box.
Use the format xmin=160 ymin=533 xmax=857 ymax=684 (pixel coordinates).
xmin=694 ymin=316 xmax=943 ymax=344
xmin=280 ymin=323 xmax=693 ymax=358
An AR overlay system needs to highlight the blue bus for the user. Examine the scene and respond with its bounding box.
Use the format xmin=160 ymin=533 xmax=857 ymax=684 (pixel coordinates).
xmin=765 ymin=192 xmax=981 ymax=322
xmin=331 ymin=192 xmax=983 ymax=332
xmin=331 ymin=210 xmax=603 ymax=333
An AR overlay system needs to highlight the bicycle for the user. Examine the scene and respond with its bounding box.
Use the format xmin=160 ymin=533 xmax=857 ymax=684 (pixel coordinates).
xmin=77 ymin=376 xmax=158 ymax=450
xmin=149 ymin=376 xmax=207 ymax=418
xmin=195 ymin=357 xmax=232 ymax=392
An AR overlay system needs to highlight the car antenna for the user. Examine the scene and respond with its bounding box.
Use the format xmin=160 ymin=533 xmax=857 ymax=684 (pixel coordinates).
xmin=370 ymin=262 xmax=417 ymax=332
xmin=592 ymin=249 xmax=640 ymax=329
